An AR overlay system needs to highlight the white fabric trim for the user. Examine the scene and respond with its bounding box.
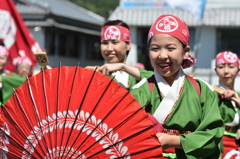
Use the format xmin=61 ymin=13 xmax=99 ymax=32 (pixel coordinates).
xmin=153 ymin=68 xmax=185 ymax=124
xmin=112 ymin=71 xmax=129 ymax=88
xmin=131 ymin=78 xmax=147 ymax=90
xmin=223 ymin=149 xmax=240 ymax=159
xmin=154 ymin=70 xmax=170 ymax=96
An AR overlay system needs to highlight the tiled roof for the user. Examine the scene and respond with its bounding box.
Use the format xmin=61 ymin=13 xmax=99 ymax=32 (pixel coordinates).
xmin=24 ymin=19 xmax=101 ymax=36
xmin=108 ymin=7 xmax=240 ymax=27
xmin=16 ymin=0 xmax=105 ymax=25
xmin=16 ymin=3 xmax=48 ymax=15
xmin=108 ymin=7 xmax=201 ymax=27
xmin=203 ymin=8 xmax=240 ymax=26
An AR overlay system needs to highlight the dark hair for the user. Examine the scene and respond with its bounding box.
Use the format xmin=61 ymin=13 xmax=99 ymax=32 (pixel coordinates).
xmin=0 ymin=41 xmax=4 ymax=46
xmin=102 ymin=20 xmax=130 ymax=56
xmin=103 ymin=20 xmax=130 ymax=29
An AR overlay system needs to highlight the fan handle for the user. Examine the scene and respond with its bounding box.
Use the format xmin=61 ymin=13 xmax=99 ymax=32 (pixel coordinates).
xmin=85 ymin=66 xmax=99 ymax=71
xmin=212 ymin=85 xmax=239 ymax=104
xmin=34 ymin=52 xmax=49 ymax=69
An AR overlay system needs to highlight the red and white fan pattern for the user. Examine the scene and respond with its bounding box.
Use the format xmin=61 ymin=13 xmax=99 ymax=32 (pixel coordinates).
xmin=0 ymin=66 xmax=162 ymax=159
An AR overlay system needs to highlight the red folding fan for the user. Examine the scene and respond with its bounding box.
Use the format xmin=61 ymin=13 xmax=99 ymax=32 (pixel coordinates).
xmin=0 ymin=66 xmax=162 ymax=159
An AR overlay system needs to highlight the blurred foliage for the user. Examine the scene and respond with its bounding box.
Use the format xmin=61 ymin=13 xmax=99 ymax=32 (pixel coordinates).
xmin=67 ymin=0 xmax=119 ymax=18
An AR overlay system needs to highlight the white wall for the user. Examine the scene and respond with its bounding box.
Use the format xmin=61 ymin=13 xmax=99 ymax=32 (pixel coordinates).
xmin=206 ymin=0 xmax=240 ymax=9
xmin=126 ymin=26 xmax=138 ymax=66
xmin=195 ymin=26 xmax=216 ymax=68
xmin=29 ymin=27 xmax=45 ymax=50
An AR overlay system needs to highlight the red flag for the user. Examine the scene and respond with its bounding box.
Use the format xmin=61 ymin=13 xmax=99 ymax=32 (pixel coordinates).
xmin=0 ymin=0 xmax=43 ymax=72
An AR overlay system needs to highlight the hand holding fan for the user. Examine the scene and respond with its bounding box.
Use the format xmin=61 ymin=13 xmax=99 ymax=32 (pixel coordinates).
xmin=0 ymin=66 xmax=162 ymax=158
xmin=212 ymin=85 xmax=240 ymax=105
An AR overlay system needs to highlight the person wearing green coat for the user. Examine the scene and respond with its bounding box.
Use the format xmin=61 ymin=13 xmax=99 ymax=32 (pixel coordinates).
xmin=16 ymin=56 xmax=33 ymax=78
xmin=131 ymin=14 xmax=224 ymax=159
xmin=0 ymin=45 xmax=25 ymax=105
xmin=213 ymin=51 xmax=240 ymax=159
xmin=0 ymin=72 xmax=26 ymax=104
xmin=95 ymin=20 xmax=153 ymax=90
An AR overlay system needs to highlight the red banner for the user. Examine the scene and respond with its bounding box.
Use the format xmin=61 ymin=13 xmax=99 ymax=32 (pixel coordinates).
xmin=0 ymin=0 xmax=43 ymax=72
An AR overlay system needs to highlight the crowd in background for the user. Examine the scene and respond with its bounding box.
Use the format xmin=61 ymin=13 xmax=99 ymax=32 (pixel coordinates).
xmin=1 ymin=13 xmax=240 ymax=159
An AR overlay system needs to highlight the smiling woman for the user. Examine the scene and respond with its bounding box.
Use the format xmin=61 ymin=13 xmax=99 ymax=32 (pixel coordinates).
xmin=149 ymin=33 xmax=190 ymax=85
xmin=130 ymin=14 xmax=224 ymax=159
xmin=94 ymin=20 xmax=153 ymax=90
xmin=100 ymin=21 xmax=131 ymax=64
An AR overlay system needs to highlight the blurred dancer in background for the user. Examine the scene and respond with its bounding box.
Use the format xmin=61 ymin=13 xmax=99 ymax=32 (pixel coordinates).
xmin=213 ymin=51 xmax=240 ymax=159
xmin=0 ymin=45 xmax=25 ymax=105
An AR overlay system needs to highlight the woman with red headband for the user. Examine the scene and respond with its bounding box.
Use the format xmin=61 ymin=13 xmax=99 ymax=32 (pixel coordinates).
xmin=96 ymin=20 xmax=153 ymax=90
xmin=0 ymin=45 xmax=25 ymax=105
xmin=213 ymin=51 xmax=240 ymax=159
xmin=16 ymin=56 xmax=33 ymax=77
xmin=130 ymin=15 xmax=224 ymax=158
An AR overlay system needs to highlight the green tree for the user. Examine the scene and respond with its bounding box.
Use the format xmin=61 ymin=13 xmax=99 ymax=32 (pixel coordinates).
xmin=68 ymin=0 xmax=119 ymax=18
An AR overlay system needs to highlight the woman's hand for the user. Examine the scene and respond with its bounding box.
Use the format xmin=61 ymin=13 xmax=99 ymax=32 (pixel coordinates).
xmin=41 ymin=65 xmax=52 ymax=70
xmin=223 ymin=90 xmax=236 ymax=99
xmin=97 ymin=63 xmax=141 ymax=80
xmin=222 ymin=89 xmax=240 ymax=107
xmin=97 ymin=63 xmax=125 ymax=76
xmin=212 ymin=85 xmax=240 ymax=107
xmin=156 ymin=133 xmax=182 ymax=150
xmin=45 ymin=65 xmax=52 ymax=69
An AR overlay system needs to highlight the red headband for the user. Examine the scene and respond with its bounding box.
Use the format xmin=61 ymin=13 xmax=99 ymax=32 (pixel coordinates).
xmin=101 ymin=25 xmax=131 ymax=42
xmin=17 ymin=56 xmax=32 ymax=66
xmin=148 ymin=15 xmax=189 ymax=45
xmin=215 ymin=51 xmax=239 ymax=67
xmin=148 ymin=15 xmax=195 ymax=69
xmin=0 ymin=45 xmax=9 ymax=57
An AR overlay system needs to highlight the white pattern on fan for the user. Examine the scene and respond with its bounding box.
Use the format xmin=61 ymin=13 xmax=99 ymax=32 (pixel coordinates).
xmin=1 ymin=110 xmax=130 ymax=159
xmin=0 ymin=122 xmax=9 ymax=159
xmin=45 ymin=147 xmax=85 ymax=159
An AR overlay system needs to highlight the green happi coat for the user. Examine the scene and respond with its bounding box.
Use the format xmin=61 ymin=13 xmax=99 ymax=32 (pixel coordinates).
xmin=216 ymin=91 xmax=240 ymax=129
xmin=0 ymin=72 xmax=26 ymax=105
xmin=131 ymin=76 xmax=224 ymax=159
xmin=214 ymin=88 xmax=240 ymax=154
xmin=109 ymin=68 xmax=154 ymax=90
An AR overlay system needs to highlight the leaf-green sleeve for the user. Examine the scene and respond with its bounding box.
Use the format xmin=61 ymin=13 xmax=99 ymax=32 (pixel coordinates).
xmin=1 ymin=73 xmax=26 ymax=104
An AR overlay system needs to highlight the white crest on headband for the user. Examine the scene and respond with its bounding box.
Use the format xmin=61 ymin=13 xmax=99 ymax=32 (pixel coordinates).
xmin=216 ymin=59 xmax=225 ymax=66
xmin=104 ymin=26 xmax=121 ymax=40
xmin=224 ymin=52 xmax=238 ymax=63
xmin=123 ymin=33 xmax=128 ymax=39
xmin=182 ymin=29 xmax=187 ymax=37
xmin=156 ymin=16 xmax=178 ymax=32
xmin=148 ymin=32 xmax=154 ymax=41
